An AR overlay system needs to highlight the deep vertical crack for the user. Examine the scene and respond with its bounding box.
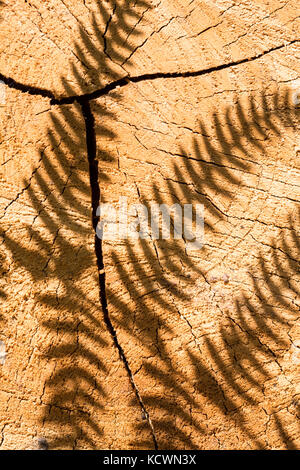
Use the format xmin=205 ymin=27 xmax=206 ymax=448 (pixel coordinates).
xmin=80 ymin=100 xmax=158 ymax=450
xmin=1 ymin=39 xmax=298 ymax=105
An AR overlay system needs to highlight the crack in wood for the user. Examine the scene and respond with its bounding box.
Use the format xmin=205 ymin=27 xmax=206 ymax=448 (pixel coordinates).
xmin=80 ymin=100 xmax=158 ymax=450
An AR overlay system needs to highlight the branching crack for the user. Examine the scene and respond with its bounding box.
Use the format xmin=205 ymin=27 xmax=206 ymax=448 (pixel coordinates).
xmin=53 ymin=39 xmax=300 ymax=105
xmin=0 ymin=72 xmax=55 ymax=100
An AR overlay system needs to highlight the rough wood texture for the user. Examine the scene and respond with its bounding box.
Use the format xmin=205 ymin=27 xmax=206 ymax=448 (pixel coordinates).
xmin=0 ymin=0 xmax=299 ymax=449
